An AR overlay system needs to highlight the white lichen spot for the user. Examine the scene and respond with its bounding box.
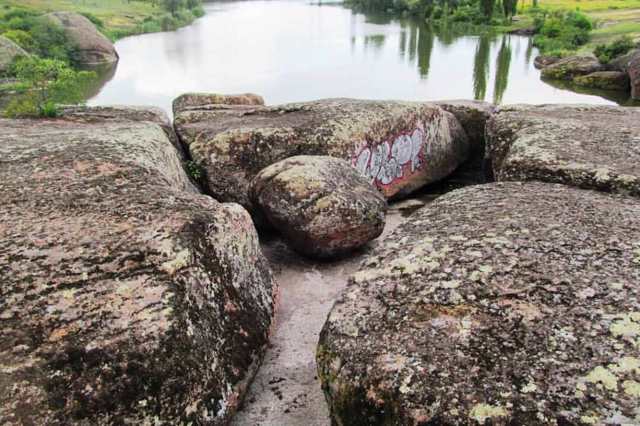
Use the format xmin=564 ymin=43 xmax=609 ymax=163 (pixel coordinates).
xmin=623 ymin=380 xmax=640 ymax=397
xmin=469 ymin=403 xmax=508 ymax=424
xmin=580 ymin=414 xmax=600 ymax=424
xmin=585 ymin=366 xmax=618 ymax=391
xmin=521 ymin=381 xmax=537 ymax=393
xmin=610 ymin=313 xmax=640 ymax=338
xmin=161 ymin=249 xmax=191 ymax=276
xmin=609 ymin=357 xmax=640 ymax=374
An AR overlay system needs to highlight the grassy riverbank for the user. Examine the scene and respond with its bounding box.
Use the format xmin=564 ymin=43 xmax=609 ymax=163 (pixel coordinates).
xmin=0 ymin=0 xmax=205 ymax=41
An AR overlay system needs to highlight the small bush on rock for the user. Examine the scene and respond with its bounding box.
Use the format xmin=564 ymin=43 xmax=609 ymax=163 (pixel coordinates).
xmin=594 ymin=36 xmax=636 ymax=64
xmin=4 ymin=57 xmax=94 ymax=118
xmin=533 ymin=10 xmax=592 ymax=55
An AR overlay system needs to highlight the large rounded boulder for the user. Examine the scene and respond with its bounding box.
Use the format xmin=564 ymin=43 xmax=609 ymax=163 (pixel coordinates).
xmin=250 ymin=155 xmax=387 ymax=258
xmin=0 ymin=109 xmax=275 ymax=424
xmin=46 ymin=12 xmax=118 ymax=65
xmin=0 ymin=35 xmax=29 ymax=74
xmin=174 ymin=96 xmax=470 ymax=216
xmin=317 ymin=182 xmax=640 ymax=425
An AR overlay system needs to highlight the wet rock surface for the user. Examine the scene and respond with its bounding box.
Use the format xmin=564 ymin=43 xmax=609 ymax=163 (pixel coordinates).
xmin=0 ymin=35 xmax=28 ymax=74
xmin=486 ymin=104 xmax=640 ymax=196
xmin=540 ymin=56 xmax=606 ymax=80
xmin=250 ymin=155 xmax=387 ymax=258
xmin=174 ymin=96 xmax=470 ymax=215
xmin=0 ymin=115 xmax=275 ymax=424
xmin=46 ymin=12 xmax=118 ymax=65
xmin=317 ymin=182 xmax=640 ymax=425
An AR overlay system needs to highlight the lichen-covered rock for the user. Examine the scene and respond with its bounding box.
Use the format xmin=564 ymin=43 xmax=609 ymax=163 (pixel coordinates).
xmin=0 ymin=35 xmax=29 ymax=74
xmin=573 ymin=70 xmax=630 ymax=91
xmin=174 ymin=96 xmax=470 ymax=215
xmin=46 ymin=12 xmax=118 ymax=65
xmin=250 ymin=155 xmax=387 ymax=258
xmin=59 ymin=104 xmax=181 ymax=153
xmin=0 ymin=115 xmax=275 ymax=424
xmin=434 ymin=100 xmax=495 ymax=155
xmin=609 ymin=48 xmax=639 ymax=73
xmin=317 ymin=182 xmax=640 ymax=425
xmin=173 ymin=92 xmax=265 ymax=116
xmin=486 ymin=104 xmax=640 ymax=197
xmin=533 ymin=55 xmax=560 ymax=69
xmin=541 ymin=56 xmax=605 ymax=80
xmin=629 ymin=50 xmax=640 ymax=100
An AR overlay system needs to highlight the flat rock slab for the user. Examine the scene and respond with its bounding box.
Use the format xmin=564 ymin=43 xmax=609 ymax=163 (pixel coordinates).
xmin=250 ymin=155 xmax=387 ymax=258
xmin=174 ymin=97 xmax=469 ymax=215
xmin=486 ymin=104 xmax=640 ymax=196
xmin=318 ymin=182 xmax=640 ymax=425
xmin=0 ymin=115 xmax=275 ymax=424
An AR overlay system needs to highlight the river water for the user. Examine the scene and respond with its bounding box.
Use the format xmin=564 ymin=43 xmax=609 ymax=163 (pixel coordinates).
xmin=88 ymin=0 xmax=629 ymax=115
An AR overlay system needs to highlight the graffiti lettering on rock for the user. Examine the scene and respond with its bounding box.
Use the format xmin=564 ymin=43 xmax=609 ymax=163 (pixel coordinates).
xmin=352 ymin=124 xmax=426 ymax=189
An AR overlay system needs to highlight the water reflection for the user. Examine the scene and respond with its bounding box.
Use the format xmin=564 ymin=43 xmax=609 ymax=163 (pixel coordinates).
xmin=88 ymin=0 xmax=631 ymax=115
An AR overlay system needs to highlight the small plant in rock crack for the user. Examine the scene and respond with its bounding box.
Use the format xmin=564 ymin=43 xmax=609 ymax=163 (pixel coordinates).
xmin=186 ymin=160 xmax=205 ymax=183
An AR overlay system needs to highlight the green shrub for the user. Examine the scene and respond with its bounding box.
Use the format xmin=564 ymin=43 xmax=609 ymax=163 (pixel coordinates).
xmin=4 ymin=57 xmax=95 ymax=118
xmin=594 ymin=36 xmax=636 ymax=64
xmin=533 ymin=10 xmax=592 ymax=54
xmin=1 ymin=29 xmax=34 ymax=50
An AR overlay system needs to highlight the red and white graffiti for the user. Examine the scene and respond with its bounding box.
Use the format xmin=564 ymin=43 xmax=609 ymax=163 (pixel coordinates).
xmin=352 ymin=123 xmax=426 ymax=188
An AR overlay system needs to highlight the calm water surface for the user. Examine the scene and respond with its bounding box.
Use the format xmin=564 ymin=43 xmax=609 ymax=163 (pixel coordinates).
xmin=89 ymin=0 xmax=627 ymax=115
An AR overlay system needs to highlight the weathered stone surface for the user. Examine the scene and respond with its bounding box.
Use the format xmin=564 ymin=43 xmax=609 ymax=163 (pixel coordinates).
xmin=533 ymin=55 xmax=560 ymax=69
xmin=318 ymin=182 xmax=640 ymax=425
xmin=573 ymin=70 xmax=630 ymax=91
xmin=0 ymin=116 xmax=275 ymax=424
xmin=629 ymin=50 xmax=640 ymax=99
xmin=59 ymin=105 xmax=182 ymax=154
xmin=174 ymin=97 xmax=470 ymax=215
xmin=0 ymin=35 xmax=28 ymax=74
xmin=173 ymin=92 xmax=265 ymax=116
xmin=46 ymin=12 xmax=118 ymax=65
xmin=541 ymin=56 xmax=605 ymax=80
xmin=609 ymin=48 xmax=639 ymax=73
xmin=250 ymin=155 xmax=387 ymax=258
xmin=486 ymin=104 xmax=640 ymax=197
xmin=434 ymin=100 xmax=495 ymax=155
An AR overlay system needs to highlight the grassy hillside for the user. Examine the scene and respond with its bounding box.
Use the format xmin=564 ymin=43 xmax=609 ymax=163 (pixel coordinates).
xmin=0 ymin=0 xmax=204 ymax=40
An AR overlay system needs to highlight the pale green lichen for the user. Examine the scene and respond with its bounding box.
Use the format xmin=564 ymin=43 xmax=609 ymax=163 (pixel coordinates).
xmin=623 ymin=380 xmax=640 ymax=397
xmin=521 ymin=381 xmax=537 ymax=393
xmin=610 ymin=313 xmax=640 ymax=338
xmin=584 ymin=366 xmax=618 ymax=391
xmin=609 ymin=356 xmax=640 ymax=374
xmin=469 ymin=403 xmax=508 ymax=424
xmin=580 ymin=414 xmax=600 ymax=424
xmin=161 ymin=249 xmax=191 ymax=276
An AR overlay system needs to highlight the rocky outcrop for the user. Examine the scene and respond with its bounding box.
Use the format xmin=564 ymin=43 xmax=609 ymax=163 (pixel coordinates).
xmin=629 ymin=50 xmax=640 ymax=99
xmin=250 ymin=155 xmax=387 ymax=258
xmin=533 ymin=55 xmax=560 ymax=69
xmin=434 ymin=100 xmax=494 ymax=155
xmin=46 ymin=12 xmax=118 ymax=65
xmin=174 ymin=96 xmax=470 ymax=216
xmin=485 ymin=104 xmax=640 ymax=197
xmin=173 ymin=92 xmax=265 ymax=115
xmin=540 ymin=56 xmax=605 ymax=80
xmin=0 ymin=35 xmax=29 ymax=74
xmin=573 ymin=70 xmax=630 ymax=91
xmin=0 ymin=113 xmax=276 ymax=424
xmin=318 ymin=181 xmax=640 ymax=425
xmin=59 ymin=105 xmax=182 ymax=153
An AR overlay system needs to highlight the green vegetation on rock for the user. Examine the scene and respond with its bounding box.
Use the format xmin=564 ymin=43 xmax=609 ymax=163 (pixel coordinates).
xmin=594 ymin=35 xmax=637 ymax=63
xmin=4 ymin=57 xmax=95 ymax=118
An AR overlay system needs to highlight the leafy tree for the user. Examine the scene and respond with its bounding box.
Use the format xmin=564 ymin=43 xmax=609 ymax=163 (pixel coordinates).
xmin=479 ymin=0 xmax=495 ymax=22
xmin=502 ymin=0 xmax=518 ymax=20
xmin=4 ymin=57 xmax=95 ymax=118
xmin=161 ymin=0 xmax=184 ymax=16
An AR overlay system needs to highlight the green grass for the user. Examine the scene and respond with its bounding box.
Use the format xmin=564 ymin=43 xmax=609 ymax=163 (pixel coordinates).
xmin=524 ymin=0 xmax=640 ymax=12
xmin=0 ymin=0 xmax=200 ymax=40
